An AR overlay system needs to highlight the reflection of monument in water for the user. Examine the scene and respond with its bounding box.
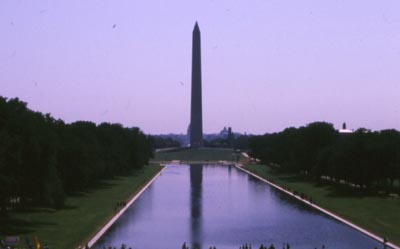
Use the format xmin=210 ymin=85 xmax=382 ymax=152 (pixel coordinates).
xmin=190 ymin=165 xmax=203 ymax=249
xmin=189 ymin=22 xmax=203 ymax=147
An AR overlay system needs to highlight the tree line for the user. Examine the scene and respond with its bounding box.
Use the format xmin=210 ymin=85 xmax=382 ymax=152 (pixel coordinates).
xmin=149 ymin=136 xmax=181 ymax=149
xmin=204 ymin=134 xmax=250 ymax=149
xmin=0 ymin=97 xmax=153 ymax=211
xmin=249 ymin=122 xmax=400 ymax=193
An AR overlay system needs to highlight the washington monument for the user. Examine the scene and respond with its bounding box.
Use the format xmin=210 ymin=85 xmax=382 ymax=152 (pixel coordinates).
xmin=190 ymin=22 xmax=203 ymax=147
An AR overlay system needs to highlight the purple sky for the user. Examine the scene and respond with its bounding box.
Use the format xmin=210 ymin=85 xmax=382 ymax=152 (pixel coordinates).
xmin=1 ymin=1 xmax=399 ymax=134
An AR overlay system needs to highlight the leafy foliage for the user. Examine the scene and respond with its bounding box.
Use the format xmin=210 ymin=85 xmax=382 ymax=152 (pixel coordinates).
xmin=249 ymin=122 xmax=400 ymax=192
xmin=149 ymin=136 xmax=181 ymax=149
xmin=0 ymin=97 xmax=153 ymax=211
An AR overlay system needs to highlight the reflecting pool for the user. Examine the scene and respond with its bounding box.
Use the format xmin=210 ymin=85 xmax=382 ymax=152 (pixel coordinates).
xmin=93 ymin=165 xmax=384 ymax=249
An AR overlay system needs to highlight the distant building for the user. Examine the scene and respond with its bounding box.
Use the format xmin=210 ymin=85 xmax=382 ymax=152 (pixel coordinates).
xmin=219 ymin=126 xmax=229 ymax=138
xmin=339 ymin=122 xmax=353 ymax=134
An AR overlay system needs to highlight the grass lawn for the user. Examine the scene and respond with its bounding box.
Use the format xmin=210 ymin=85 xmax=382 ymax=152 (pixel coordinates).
xmin=0 ymin=164 xmax=163 ymax=249
xmin=154 ymin=147 xmax=238 ymax=162
xmin=244 ymin=164 xmax=400 ymax=246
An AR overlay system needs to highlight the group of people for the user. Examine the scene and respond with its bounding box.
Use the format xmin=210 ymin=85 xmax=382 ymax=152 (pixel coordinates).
xmin=178 ymin=242 xmax=330 ymax=249
xmin=291 ymin=190 xmax=315 ymax=204
xmin=0 ymin=237 xmax=48 ymax=249
xmin=0 ymin=242 xmax=389 ymax=249
xmin=182 ymin=242 xmax=217 ymax=249
xmin=114 ymin=200 xmax=128 ymax=214
xmin=239 ymin=243 xmax=291 ymax=249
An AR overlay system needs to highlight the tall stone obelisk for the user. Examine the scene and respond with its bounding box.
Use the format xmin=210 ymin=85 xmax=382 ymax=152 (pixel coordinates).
xmin=190 ymin=22 xmax=203 ymax=147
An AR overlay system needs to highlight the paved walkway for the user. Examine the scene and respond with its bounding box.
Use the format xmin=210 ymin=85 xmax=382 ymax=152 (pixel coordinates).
xmin=236 ymin=165 xmax=399 ymax=249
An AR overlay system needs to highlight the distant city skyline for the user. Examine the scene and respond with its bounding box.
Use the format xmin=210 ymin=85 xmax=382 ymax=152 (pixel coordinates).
xmin=1 ymin=1 xmax=399 ymax=134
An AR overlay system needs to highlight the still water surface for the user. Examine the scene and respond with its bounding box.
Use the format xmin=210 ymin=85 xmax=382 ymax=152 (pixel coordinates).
xmin=94 ymin=165 xmax=383 ymax=249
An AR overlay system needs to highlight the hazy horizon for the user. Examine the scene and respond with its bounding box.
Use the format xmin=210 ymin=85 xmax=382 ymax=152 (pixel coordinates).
xmin=1 ymin=1 xmax=399 ymax=134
